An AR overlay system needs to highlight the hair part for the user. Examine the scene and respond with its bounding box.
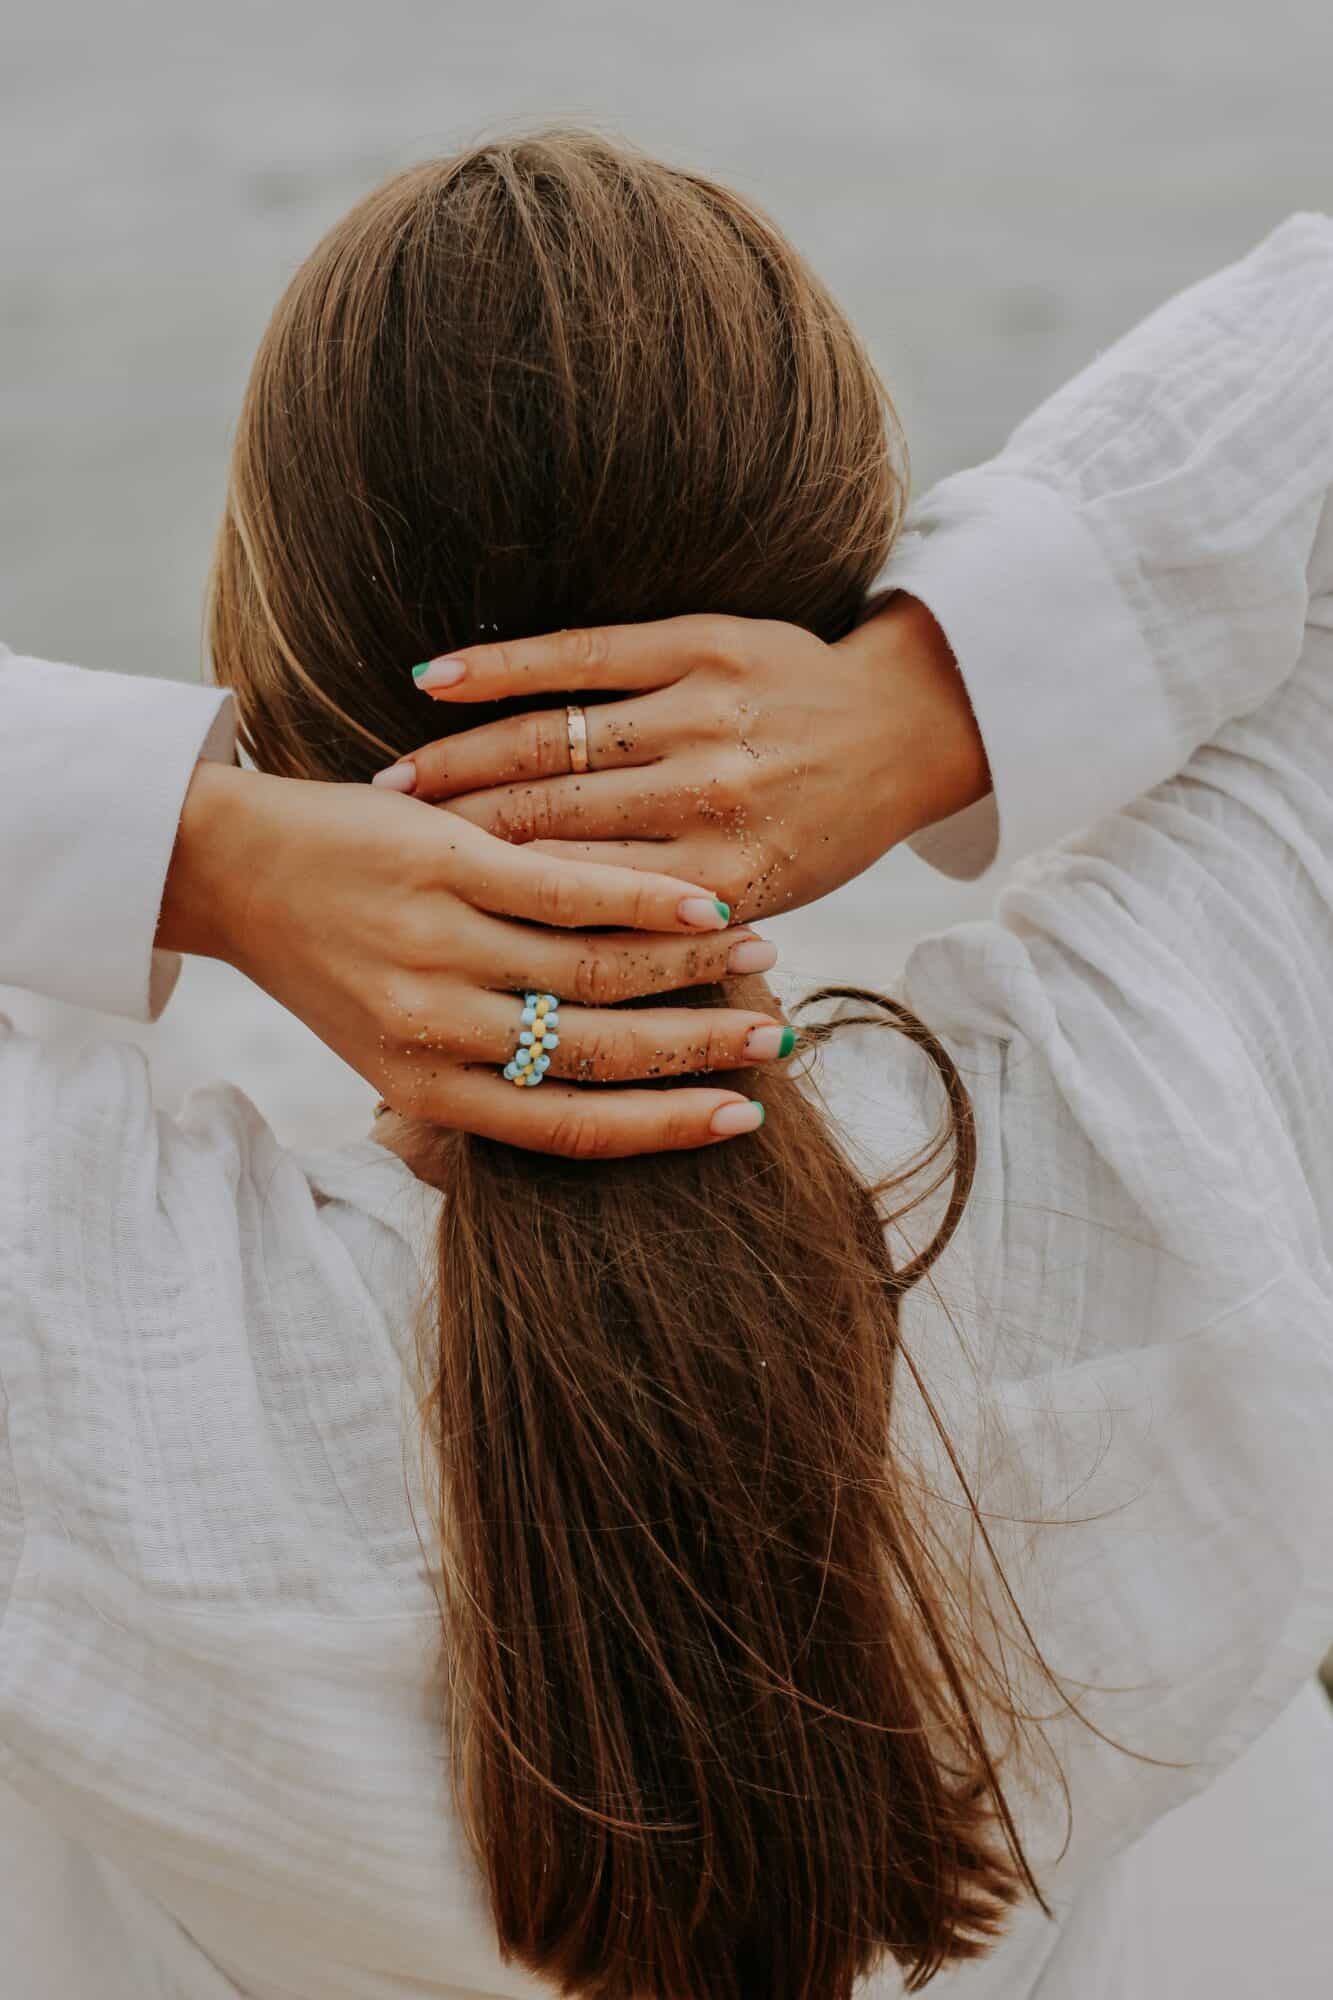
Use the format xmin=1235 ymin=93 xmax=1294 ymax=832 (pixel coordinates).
xmin=210 ymin=131 xmax=1051 ymax=1997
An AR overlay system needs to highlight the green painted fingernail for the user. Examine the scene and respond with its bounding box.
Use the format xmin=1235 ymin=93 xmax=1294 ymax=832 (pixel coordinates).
xmin=778 ymin=1026 xmax=797 ymax=1058
xmin=412 ymin=658 xmax=467 ymax=690
xmin=713 ymin=898 xmax=730 ymax=923
xmin=709 ymin=1098 xmax=765 ymax=1138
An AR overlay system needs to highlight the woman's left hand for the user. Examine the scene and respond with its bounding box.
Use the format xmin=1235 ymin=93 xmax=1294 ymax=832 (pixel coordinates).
xmin=376 ymin=597 xmax=989 ymax=922
xmin=157 ymin=761 xmax=789 ymax=1157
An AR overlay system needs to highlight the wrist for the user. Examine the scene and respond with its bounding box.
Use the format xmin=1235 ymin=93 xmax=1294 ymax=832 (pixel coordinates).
xmin=155 ymin=759 xmax=259 ymax=966
xmin=842 ymin=592 xmax=991 ymax=844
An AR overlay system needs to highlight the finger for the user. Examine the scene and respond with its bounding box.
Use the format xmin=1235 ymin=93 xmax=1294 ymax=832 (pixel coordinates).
xmin=444 ymin=769 xmax=681 ymax=845
xmin=453 ymin=994 xmax=794 ymax=1081
xmin=451 ymin=833 xmax=731 ymax=934
xmin=521 ymin=838 xmax=754 ymax=921
xmin=433 ymin=1069 xmax=767 ymax=1158
xmin=524 ymin=836 xmax=721 ymax=878
xmin=411 ymin=613 xmax=728 ymax=704
xmin=379 ymin=696 xmax=673 ymax=803
xmin=477 ymin=918 xmax=779 ymax=1003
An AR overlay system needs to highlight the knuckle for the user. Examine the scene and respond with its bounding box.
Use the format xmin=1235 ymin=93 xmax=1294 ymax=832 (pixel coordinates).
xmin=699 ymin=1021 xmax=737 ymax=1074
xmin=485 ymin=799 xmax=524 ymax=843
xmin=392 ymin=904 xmax=443 ymax=970
xmin=625 ymin=874 xmax=653 ymax=931
xmin=430 ymin=1015 xmax=471 ymax=1060
xmin=535 ymin=866 xmax=583 ymax=929
xmin=686 ymin=764 xmax=748 ymax=830
xmin=546 ymin=1110 xmax=608 ymax=1161
xmin=571 ymin=949 xmax=622 ymax=1007
xmin=701 ymin=774 xmax=743 ymax=817
xmin=379 ymin=970 xmax=429 ymax=1039
xmin=492 ymin=787 xmax=557 ymax=846
xmin=395 ymin=828 xmax=444 ymax=892
xmin=693 ymin=615 xmax=739 ymax=670
xmin=378 ymin=972 xmax=465 ymax=1063
xmin=565 ymin=1026 xmax=616 ymax=1081
xmin=523 ymin=787 xmax=558 ymax=842
xmin=532 ymin=709 xmax=571 ymax=777
xmin=562 ymin=626 xmax=607 ymax=675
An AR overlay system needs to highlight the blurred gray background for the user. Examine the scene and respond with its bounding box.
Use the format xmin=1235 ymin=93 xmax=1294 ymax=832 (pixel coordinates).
xmin=1 ymin=4 xmax=1332 ymax=1984
xmin=3 ymin=0 xmax=1330 ymax=1142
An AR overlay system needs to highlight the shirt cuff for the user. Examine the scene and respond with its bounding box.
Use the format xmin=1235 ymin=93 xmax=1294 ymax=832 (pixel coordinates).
xmin=0 ymin=650 xmax=237 ymax=1021
xmin=876 ymin=469 xmax=1175 ymax=884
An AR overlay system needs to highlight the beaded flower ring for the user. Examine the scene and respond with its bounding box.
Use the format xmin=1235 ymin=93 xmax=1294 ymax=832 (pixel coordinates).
xmin=503 ymin=992 xmax=562 ymax=1086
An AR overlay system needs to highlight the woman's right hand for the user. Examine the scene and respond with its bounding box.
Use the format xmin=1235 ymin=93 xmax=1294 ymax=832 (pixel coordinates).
xmin=383 ymin=594 xmax=990 ymax=923
xmin=156 ymin=761 xmax=787 ymax=1156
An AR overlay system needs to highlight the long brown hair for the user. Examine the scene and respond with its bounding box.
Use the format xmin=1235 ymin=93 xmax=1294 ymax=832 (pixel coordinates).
xmin=210 ymin=132 xmax=1045 ymax=1997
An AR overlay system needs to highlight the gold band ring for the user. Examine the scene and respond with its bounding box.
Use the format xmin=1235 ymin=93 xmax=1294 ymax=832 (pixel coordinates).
xmin=565 ymin=704 xmax=591 ymax=775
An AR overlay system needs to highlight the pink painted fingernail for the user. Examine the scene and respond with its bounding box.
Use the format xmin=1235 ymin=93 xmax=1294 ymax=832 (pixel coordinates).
xmin=743 ymin=1024 xmax=796 ymax=1062
xmin=371 ymin=760 xmax=417 ymax=793
xmin=678 ymin=896 xmax=730 ymax=931
xmin=727 ymin=937 xmax=778 ymax=974
xmin=710 ymin=1099 xmax=765 ymax=1138
xmin=411 ymin=658 xmax=466 ymax=691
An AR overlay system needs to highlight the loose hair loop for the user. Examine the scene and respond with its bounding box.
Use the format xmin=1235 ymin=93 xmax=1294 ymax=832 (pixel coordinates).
xmin=211 ymin=131 xmax=1057 ymax=1998
xmin=797 ymin=987 xmax=979 ymax=1291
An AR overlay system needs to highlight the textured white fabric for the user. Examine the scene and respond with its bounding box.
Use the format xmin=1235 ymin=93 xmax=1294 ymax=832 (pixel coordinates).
xmin=2 ymin=214 xmax=1333 ymax=1998
xmin=0 ymin=650 xmax=235 ymax=1021
xmin=892 ymin=212 xmax=1333 ymax=887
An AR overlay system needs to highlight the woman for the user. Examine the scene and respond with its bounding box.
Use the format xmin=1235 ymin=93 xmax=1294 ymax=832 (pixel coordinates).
xmin=1 ymin=134 xmax=1330 ymax=1999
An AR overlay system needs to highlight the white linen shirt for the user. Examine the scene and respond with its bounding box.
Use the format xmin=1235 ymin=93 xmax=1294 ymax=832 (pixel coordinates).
xmin=2 ymin=215 xmax=1333 ymax=2000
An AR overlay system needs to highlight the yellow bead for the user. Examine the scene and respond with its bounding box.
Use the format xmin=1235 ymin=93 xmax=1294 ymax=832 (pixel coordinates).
xmin=535 ymin=997 xmax=550 ymax=1015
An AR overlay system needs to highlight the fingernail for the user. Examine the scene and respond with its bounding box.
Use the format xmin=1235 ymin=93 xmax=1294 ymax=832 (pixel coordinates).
xmin=743 ymin=1024 xmax=797 ymax=1062
xmin=370 ymin=759 xmax=417 ymax=793
xmin=710 ymin=1099 xmax=765 ymax=1138
xmin=412 ymin=658 xmax=466 ymax=691
xmin=727 ymin=937 xmax=778 ymax=974
xmin=678 ymin=896 xmax=730 ymax=931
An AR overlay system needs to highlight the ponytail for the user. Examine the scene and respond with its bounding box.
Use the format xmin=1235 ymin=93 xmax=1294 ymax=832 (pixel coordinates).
xmin=411 ymin=990 xmax=1036 ymax=1998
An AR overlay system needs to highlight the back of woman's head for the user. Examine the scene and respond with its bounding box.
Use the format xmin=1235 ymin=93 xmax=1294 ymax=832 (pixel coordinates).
xmin=211 ymin=132 xmax=1033 ymax=1997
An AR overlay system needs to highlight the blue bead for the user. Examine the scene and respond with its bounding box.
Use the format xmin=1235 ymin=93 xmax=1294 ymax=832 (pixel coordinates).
xmin=524 ymin=992 xmax=538 ymax=1004
xmin=503 ymin=1062 xmax=517 ymax=1080
xmin=544 ymin=1032 xmax=560 ymax=1049
xmin=545 ymin=1010 xmax=560 ymax=1028
xmin=543 ymin=993 xmax=559 ymax=1008
xmin=535 ymin=1054 xmax=550 ymax=1072
xmin=519 ymin=1031 xmax=534 ymax=1046
xmin=521 ymin=1007 xmax=535 ymax=1025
